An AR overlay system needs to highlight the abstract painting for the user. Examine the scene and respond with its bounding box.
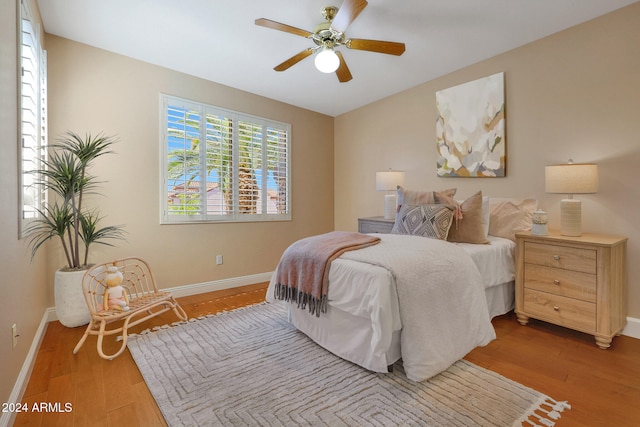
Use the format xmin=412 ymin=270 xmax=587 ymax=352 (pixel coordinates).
xmin=436 ymin=72 xmax=505 ymax=177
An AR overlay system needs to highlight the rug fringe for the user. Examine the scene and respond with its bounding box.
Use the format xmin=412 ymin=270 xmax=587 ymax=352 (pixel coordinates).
xmin=121 ymin=302 xmax=270 ymax=342
xmin=516 ymin=396 xmax=571 ymax=427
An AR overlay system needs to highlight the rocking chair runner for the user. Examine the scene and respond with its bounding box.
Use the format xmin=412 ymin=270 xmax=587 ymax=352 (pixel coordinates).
xmin=73 ymin=257 xmax=188 ymax=360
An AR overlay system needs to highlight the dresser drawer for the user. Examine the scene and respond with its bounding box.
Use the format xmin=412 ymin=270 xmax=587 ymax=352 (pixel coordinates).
xmin=523 ymin=264 xmax=596 ymax=302
xmin=523 ymin=289 xmax=596 ymax=333
xmin=358 ymin=218 xmax=394 ymax=234
xmin=524 ymin=242 xmax=596 ymax=274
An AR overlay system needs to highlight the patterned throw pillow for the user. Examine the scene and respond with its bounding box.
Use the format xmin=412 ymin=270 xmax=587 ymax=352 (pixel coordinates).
xmin=391 ymin=204 xmax=454 ymax=240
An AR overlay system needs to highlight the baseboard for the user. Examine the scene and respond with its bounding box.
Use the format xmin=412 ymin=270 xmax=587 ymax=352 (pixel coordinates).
xmin=165 ymin=271 xmax=273 ymax=298
xmin=46 ymin=272 xmax=273 ymax=322
xmin=622 ymin=316 xmax=640 ymax=340
xmin=45 ymin=306 xmax=57 ymax=323
xmin=0 ymin=311 xmax=50 ymax=427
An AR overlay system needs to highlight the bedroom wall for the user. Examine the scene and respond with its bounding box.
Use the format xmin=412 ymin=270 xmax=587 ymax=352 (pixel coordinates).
xmin=44 ymin=35 xmax=335 ymax=306
xmin=0 ymin=0 xmax=50 ymax=412
xmin=334 ymin=3 xmax=640 ymax=318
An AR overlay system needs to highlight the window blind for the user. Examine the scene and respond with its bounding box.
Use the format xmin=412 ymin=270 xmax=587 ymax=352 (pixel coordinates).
xmin=20 ymin=0 xmax=47 ymax=236
xmin=162 ymin=95 xmax=291 ymax=223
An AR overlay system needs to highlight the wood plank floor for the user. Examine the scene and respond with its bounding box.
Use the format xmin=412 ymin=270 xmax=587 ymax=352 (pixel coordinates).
xmin=13 ymin=282 xmax=640 ymax=426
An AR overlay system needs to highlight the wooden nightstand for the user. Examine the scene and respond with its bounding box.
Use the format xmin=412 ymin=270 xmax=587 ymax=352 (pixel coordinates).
xmin=358 ymin=216 xmax=394 ymax=234
xmin=515 ymin=231 xmax=627 ymax=349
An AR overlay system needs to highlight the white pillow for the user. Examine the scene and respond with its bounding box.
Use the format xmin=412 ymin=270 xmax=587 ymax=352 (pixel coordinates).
xmin=488 ymin=197 xmax=538 ymax=241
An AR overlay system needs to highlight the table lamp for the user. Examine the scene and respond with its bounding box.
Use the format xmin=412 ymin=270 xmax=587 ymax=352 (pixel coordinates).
xmin=545 ymin=160 xmax=598 ymax=236
xmin=376 ymin=170 xmax=405 ymax=220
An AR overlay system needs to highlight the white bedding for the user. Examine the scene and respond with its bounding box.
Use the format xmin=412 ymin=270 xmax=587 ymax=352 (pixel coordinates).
xmin=267 ymin=234 xmax=515 ymax=381
xmin=456 ymin=235 xmax=516 ymax=289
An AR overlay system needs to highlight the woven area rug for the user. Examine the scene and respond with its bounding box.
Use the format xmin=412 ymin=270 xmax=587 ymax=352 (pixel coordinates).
xmin=128 ymin=302 xmax=569 ymax=426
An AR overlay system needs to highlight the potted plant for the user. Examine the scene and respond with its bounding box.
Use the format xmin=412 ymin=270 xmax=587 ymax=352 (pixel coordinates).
xmin=26 ymin=131 xmax=126 ymax=327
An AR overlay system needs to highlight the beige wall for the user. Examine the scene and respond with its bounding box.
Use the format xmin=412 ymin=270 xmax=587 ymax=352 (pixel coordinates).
xmin=0 ymin=0 xmax=49 ymax=410
xmin=335 ymin=3 xmax=640 ymax=317
xmin=44 ymin=35 xmax=335 ymax=304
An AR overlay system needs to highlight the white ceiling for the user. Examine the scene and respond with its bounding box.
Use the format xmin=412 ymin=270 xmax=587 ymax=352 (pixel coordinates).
xmin=37 ymin=0 xmax=637 ymax=117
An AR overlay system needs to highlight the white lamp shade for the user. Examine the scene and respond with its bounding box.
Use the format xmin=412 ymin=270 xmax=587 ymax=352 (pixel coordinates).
xmin=314 ymin=48 xmax=340 ymax=73
xmin=545 ymin=163 xmax=599 ymax=195
xmin=375 ymin=171 xmax=405 ymax=191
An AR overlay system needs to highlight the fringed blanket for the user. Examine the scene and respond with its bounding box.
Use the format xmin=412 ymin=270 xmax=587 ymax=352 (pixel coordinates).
xmin=273 ymin=231 xmax=381 ymax=316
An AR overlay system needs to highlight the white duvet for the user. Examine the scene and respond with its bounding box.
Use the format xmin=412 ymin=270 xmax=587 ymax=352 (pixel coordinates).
xmin=339 ymin=234 xmax=496 ymax=381
xmin=269 ymin=233 xmax=497 ymax=382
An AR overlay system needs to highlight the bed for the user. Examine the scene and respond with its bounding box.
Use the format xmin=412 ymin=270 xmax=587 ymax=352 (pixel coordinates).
xmin=266 ymin=191 xmax=536 ymax=382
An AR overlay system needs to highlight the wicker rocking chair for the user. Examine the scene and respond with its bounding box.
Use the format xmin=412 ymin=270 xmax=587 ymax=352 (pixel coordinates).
xmin=73 ymin=257 xmax=188 ymax=360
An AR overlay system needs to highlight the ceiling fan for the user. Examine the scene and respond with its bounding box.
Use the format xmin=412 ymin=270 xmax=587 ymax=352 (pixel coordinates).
xmin=255 ymin=0 xmax=406 ymax=82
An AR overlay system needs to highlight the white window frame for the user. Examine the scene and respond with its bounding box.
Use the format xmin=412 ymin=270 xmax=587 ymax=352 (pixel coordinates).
xmin=19 ymin=0 xmax=47 ymax=238
xmin=160 ymin=94 xmax=291 ymax=224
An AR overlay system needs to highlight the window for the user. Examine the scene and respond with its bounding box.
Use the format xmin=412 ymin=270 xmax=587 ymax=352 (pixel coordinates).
xmin=19 ymin=0 xmax=48 ymax=237
xmin=161 ymin=95 xmax=291 ymax=223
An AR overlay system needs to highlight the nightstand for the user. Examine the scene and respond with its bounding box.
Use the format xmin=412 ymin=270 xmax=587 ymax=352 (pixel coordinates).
xmin=358 ymin=216 xmax=394 ymax=234
xmin=515 ymin=231 xmax=627 ymax=349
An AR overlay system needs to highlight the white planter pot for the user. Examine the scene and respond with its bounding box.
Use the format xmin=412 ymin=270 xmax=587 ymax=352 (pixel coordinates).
xmin=54 ymin=269 xmax=91 ymax=328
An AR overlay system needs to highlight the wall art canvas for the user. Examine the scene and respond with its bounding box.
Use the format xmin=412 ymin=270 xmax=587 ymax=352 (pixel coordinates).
xmin=436 ymin=72 xmax=505 ymax=177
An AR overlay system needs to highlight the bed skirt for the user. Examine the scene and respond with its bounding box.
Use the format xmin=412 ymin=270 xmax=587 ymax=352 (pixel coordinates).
xmin=287 ymin=280 xmax=514 ymax=374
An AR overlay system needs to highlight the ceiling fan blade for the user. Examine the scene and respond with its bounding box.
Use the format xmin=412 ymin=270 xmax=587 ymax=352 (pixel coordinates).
xmin=255 ymin=18 xmax=313 ymax=38
xmin=273 ymin=48 xmax=314 ymax=72
xmin=335 ymin=51 xmax=353 ymax=83
xmin=330 ymin=0 xmax=368 ymax=33
xmin=346 ymin=38 xmax=406 ymax=56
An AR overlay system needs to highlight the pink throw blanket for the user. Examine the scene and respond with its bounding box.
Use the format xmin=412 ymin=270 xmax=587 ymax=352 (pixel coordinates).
xmin=274 ymin=231 xmax=381 ymax=316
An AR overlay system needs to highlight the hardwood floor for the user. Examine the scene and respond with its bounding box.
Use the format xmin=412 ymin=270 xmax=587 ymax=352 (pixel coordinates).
xmin=13 ymin=283 xmax=640 ymax=426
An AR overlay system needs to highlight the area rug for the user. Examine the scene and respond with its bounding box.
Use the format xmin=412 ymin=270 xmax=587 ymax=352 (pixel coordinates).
xmin=128 ymin=302 xmax=569 ymax=426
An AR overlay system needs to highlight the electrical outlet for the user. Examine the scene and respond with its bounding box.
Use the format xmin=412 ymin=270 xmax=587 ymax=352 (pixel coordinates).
xmin=216 ymin=255 xmax=223 ymax=265
xmin=12 ymin=323 xmax=18 ymax=349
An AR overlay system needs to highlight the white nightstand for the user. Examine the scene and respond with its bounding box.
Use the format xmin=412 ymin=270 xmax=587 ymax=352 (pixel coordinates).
xmin=358 ymin=216 xmax=394 ymax=234
xmin=515 ymin=231 xmax=627 ymax=349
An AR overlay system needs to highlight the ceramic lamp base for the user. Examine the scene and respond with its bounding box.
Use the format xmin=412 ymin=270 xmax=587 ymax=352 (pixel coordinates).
xmin=560 ymin=199 xmax=582 ymax=236
xmin=384 ymin=194 xmax=397 ymax=220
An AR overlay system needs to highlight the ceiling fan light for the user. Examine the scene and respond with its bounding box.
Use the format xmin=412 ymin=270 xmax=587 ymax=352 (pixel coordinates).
xmin=314 ymin=48 xmax=340 ymax=73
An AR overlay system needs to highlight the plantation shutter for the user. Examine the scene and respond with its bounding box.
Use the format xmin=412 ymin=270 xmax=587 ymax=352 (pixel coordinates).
xmin=165 ymin=101 xmax=205 ymax=218
xmin=265 ymin=124 xmax=289 ymax=215
xmin=237 ymin=118 xmax=263 ymax=216
xmin=20 ymin=0 xmax=47 ymax=235
xmin=205 ymin=109 xmax=234 ymax=216
xmin=162 ymin=94 xmax=291 ymax=223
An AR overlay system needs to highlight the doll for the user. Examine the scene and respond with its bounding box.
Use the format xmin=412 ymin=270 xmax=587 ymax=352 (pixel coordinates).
xmin=104 ymin=265 xmax=130 ymax=312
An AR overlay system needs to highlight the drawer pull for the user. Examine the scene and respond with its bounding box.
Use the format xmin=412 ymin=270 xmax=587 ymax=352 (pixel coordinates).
xmin=553 ymin=255 xmax=560 ymax=261
xmin=553 ymin=279 xmax=560 ymax=285
xmin=553 ymin=305 xmax=560 ymax=311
